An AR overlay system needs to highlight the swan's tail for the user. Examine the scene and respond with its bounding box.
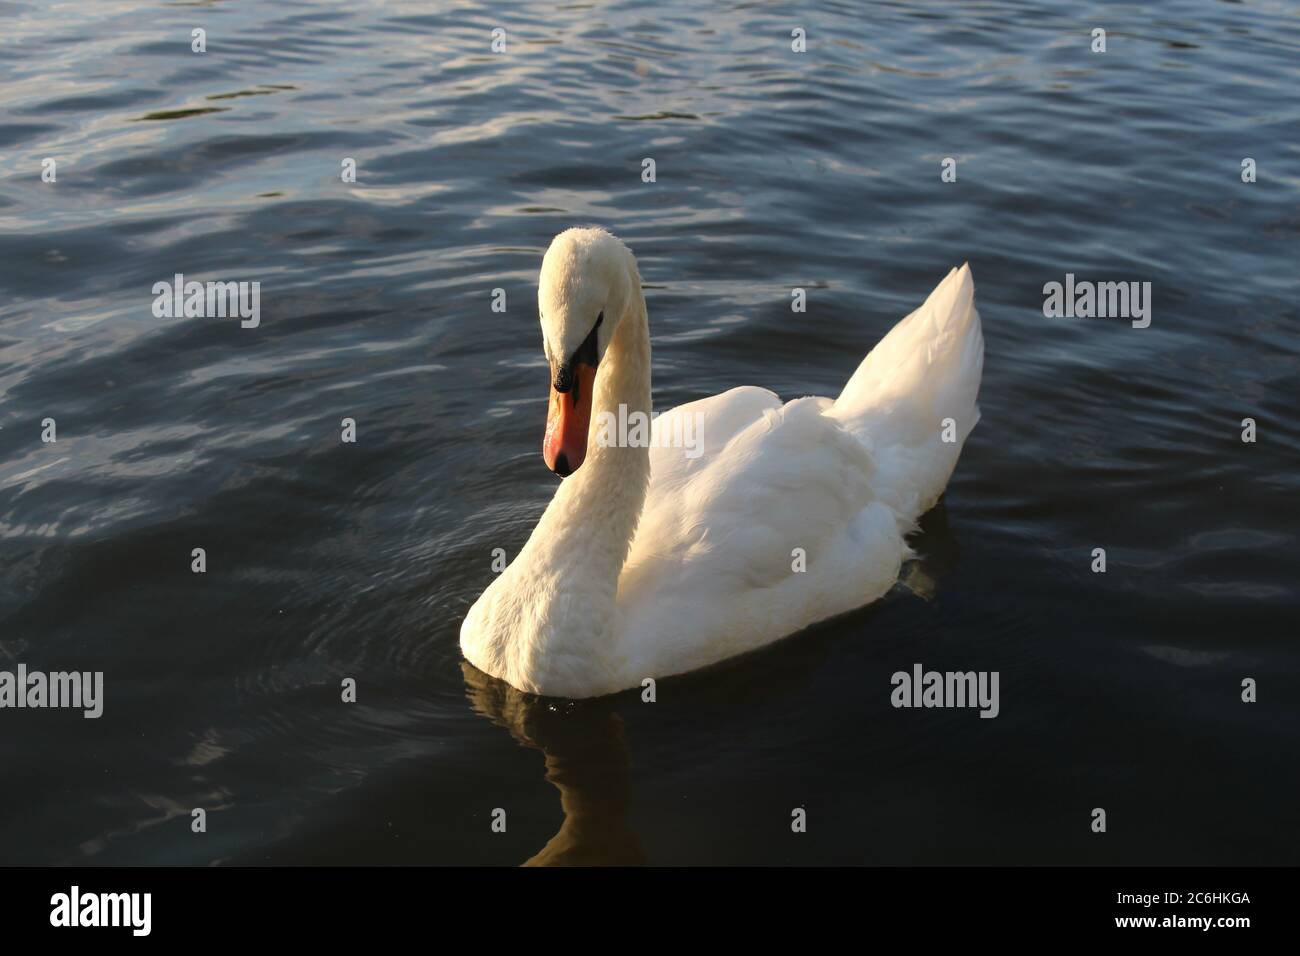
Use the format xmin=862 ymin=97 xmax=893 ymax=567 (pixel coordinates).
xmin=828 ymin=263 xmax=984 ymax=524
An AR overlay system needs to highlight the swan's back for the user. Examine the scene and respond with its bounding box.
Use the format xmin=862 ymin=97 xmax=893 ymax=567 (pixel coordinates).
xmin=614 ymin=265 xmax=983 ymax=683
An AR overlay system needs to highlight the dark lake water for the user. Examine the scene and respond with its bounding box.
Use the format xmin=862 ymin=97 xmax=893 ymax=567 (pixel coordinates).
xmin=1 ymin=0 xmax=1297 ymax=865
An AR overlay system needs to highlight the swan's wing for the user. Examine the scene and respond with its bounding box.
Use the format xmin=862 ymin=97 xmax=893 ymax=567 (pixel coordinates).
xmin=646 ymin=385 xmax=782 ymax=493
xmin=829 ymin=263 xmax=983 ymax=518
xmin=633 ymin=394 xmax=875 ymax=590
xmin=618 ymin=395 xmax=902 ymax=678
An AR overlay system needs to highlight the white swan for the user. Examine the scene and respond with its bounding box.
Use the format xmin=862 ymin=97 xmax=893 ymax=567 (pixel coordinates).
xmin=461 ymin=227 xmax=983 ymax=698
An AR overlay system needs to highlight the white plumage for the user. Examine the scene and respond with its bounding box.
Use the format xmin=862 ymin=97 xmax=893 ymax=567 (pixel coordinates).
xmin=461 ymin=227 xmax=983 ymax=698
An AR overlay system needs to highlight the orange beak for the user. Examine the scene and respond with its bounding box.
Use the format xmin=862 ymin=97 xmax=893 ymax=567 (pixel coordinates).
xmin=543 ymin=360 xmax=597 ymax=477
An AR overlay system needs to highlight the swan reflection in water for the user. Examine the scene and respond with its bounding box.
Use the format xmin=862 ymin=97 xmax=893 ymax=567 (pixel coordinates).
xmin=460 ymin=661 xmax=645 ymax=866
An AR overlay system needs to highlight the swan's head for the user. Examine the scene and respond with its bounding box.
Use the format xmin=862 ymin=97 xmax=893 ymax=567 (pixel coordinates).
xmin=538 ymin=227 xmax=636 ymax=477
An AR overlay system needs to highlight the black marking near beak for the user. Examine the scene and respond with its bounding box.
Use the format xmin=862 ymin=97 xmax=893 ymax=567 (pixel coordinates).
xmin=553 ymin=312 xmax=603 ymax=398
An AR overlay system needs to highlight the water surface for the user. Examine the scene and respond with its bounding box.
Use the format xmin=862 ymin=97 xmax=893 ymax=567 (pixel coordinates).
xmin=1 ymin=0 xmax=1297 ymax=864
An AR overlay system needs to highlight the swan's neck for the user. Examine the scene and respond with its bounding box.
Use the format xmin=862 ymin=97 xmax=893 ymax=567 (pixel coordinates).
xmin=539 ymin=288 xmax=651 ymax=569
xmin=512 ymin=274 xmax=651 ymax=687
